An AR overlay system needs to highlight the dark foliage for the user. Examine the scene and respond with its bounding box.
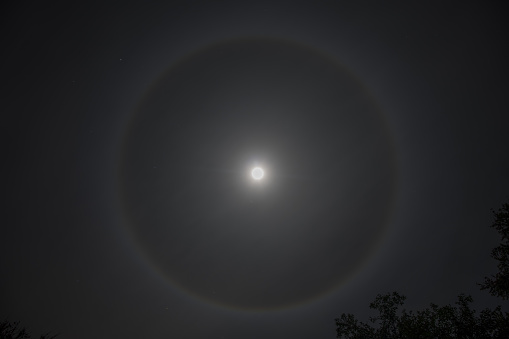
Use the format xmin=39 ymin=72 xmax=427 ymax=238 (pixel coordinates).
xmin=335 ymin=201 xmax=509 ymax=338
xmin=0 ymin=320 xmax=58 ymax=339
xmin=480 ymin=202 xmax=509 ymax=300
xmin=335 ymin=292 xmax=509 ymax=338
xmin=0 ymin=321 xmax=29 ymax=339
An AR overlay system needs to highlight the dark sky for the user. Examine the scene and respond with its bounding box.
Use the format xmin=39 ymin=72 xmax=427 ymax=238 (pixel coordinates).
xmin=2 ymin=1 xmax=509 ymax=338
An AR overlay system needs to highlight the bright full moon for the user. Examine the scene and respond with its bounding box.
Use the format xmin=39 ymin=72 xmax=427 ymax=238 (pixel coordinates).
xmin=251 ymin=167 xmax=264 ymax=180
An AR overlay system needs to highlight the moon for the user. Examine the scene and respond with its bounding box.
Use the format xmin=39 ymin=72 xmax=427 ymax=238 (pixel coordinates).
xmin=251 ymin=167 xmax=264 ymax=180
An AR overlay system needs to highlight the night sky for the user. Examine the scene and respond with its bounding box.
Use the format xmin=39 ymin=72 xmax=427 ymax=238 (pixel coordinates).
xmin=2 ymin=1 xmax=509 ymax=338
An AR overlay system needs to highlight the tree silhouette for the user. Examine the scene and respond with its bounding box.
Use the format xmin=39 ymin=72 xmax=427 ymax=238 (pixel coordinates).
xmin=0 ymin=320 xmax=58 ymax=339
xmin=480 ymin=202 xmax=509 ymax=300
xmin=335 ymin=201 xmax=509 ymax=338
xmin=336 ymin=293 xmax=509 ymax=338
xmin=0 ymin=320 xmax=30 ymax=339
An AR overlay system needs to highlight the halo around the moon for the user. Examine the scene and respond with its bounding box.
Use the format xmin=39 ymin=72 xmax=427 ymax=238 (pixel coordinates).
xmin=119 ymin=37 xmax=398 ymax=312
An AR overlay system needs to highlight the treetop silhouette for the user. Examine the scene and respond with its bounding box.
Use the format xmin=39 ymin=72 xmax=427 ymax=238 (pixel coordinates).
xmin=335 ymin=200 xmax=509 ymax=338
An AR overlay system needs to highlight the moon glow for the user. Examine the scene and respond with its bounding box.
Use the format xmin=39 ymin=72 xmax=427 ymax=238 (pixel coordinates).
xmin=251 ymin=167 xmax=264 ymax=180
